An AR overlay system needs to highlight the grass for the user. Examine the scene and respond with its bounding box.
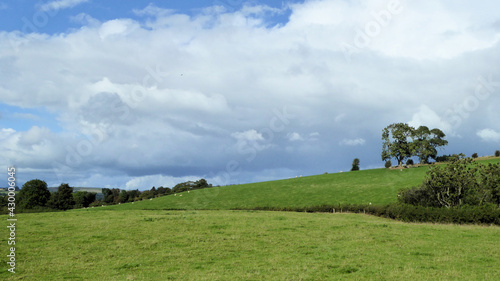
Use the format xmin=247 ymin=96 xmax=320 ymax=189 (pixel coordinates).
xmin=1 ymin=210 xmax=499 ymax=280
xmin=109 ymin=167 xmax=430 ymax=211
xmin=3 ymin=157 xmax=499 ymax=280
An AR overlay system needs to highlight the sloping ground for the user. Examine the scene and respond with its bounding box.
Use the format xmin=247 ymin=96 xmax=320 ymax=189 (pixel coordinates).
xmin=108 ymin=157 xmax=500 ymax=211
xmin=109 ymin=166 xmax=429 ymax=211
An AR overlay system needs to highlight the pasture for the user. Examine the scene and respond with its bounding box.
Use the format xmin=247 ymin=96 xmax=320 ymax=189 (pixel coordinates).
xmin=1 ymin=210 xmax=499 ymax=280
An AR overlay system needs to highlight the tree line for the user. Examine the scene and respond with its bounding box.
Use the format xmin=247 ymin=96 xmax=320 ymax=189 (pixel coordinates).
xmin=1 ymin=178 xmax=212 ymax=212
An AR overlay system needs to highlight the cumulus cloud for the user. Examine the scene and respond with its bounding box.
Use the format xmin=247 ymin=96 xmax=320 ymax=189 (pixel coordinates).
xmin=408 ymin=105 xmax=452 ymax=134
xmin=1 ymin=0 xmax=500 ymax=187
xmin=477 ymin=128 xmax=500 ymax=142
xmin=287 ymin=132 xmax=303 ymax=141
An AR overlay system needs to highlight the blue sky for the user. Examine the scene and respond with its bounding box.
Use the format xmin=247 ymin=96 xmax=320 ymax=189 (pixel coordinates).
xmin=1 ymin=0 xmax=500 ymax=189
xmin=0 ymin=0 xmax=297 ymax=33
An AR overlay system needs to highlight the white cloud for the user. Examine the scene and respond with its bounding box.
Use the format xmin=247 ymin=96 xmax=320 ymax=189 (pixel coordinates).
xmin=1 ymin=0 xmax=500 ymax=187
xmin=339 ymin=138 xmax=366 ymax=146
xmin=408 ymin=105 xmax=452 ymax=134
xmin=39 ymin=0 xmax=88 ymax=12
xmin=231 ymin=130 xmax=264 ymax=142
xmin=287 ymin=132 xmax=303 ymax=141
xmin=477 ymin=128 xmax=500 ymax=142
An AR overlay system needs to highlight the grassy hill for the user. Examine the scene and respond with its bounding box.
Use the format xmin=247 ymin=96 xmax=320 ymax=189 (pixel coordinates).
xmin=109 ymin=166 xmax=428 ymax=211
xmin=109 ymin=157 xmax=500 ymax=211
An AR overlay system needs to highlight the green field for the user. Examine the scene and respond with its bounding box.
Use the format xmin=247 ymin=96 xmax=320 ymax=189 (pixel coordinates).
xmin=1 ymin=210 xmax=499 ymax=280
xmin=2 ymin=158 xmax=500 ymax=280
xmin=110 ymin=167 xmax=429 ymax=211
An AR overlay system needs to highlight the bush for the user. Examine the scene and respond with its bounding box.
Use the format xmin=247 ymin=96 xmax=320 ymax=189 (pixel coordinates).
xmin=406 ymin=159 xmax=414 ymax=165
xmin=397 ymin=186 xmax=439 ymax=207
xmin=385 ymin=160 xmax=392 ymax=168
xmin=495 ymin=150 xmax=500 ymax=157
xmin=472 ymin=153 xmax=478 ymax=159
xmin=248 ymin=203 xmax=500 ymax=226
xmin=351 ymin=158 xmax=360 ymax=171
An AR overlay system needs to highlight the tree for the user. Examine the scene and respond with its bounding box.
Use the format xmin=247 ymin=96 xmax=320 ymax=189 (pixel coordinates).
xmin=480 ymin=163 xmax=500 ymax=206
xmin=412 ymin=126 xmax=447 ymax=164
xmin=118 ymin=190 xmax=129 ymax=203
xmin=472 ymin=153 xmax=478 ymax=159
xmin=422 ymin=158 xmax=479 ymax=208
xmin=382 ymin=123 xmax=415 ymax=167
xmin=18 ymin=179 xmax=51 ymax=209
xmin=351 ymin=158 xmax=360 ymax=171
xmin=495 ymin=150 xmax=500 ymax=157
xmin=48 ymin=183 xmax=75 ymax=210
xmin=74 ymin=191 xmax=96 ymax=208
xmin=385 ymin=160 xmax=392 ymax=168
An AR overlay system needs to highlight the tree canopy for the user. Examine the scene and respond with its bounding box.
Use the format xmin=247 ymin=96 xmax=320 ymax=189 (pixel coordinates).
xmin=382 ymin=123 xmax=448 ymax=166
xmin=18 ymin=179 xmax=51 ymax=209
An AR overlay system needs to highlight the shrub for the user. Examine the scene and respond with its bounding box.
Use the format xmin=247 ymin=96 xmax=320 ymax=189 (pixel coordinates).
xmin=495 ymin=150 xmax=500 ymax=157
xmin=351 ymin=158 xmax=360 ymax=171
xmin=472 ymin=153 xmax=478 ymax=159
xmin=385 ymin=160 xmax=392 ymax=168
xmin=397 ymin=186 xmax=439 ymax=207
xmin=406 ymin=159 xmax=414 ymax=165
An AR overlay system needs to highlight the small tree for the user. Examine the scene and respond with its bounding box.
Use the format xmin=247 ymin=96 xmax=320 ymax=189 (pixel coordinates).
xmin=48 ymin=183 xmax=75 ymax=210
xmin=385 ymin=160 xmax=392 ymax=168
xmin=351 ymin=158 xmax=360 ymax=171
xmin=422 ymin=158 xmax=480 ymax=208
xmin=406 ymin=159 xmax=414 ymax=166
xmin=472 ymin=153 xmax=478 ymax=159
xmin=495 ymin=150 xmax=500 ymax=157
xmin=18 ymin=179 xmax=51 ymax=209
xmin=74 ymin=191 xmax=96 ymax=208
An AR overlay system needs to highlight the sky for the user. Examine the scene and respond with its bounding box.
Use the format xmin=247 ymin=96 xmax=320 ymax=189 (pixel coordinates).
xmin=1 ymin=0 xmax=500 ymax=190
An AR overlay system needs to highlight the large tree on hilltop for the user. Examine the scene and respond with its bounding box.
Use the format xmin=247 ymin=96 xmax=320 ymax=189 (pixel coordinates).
xmin=413 ymin=126 xmax=448 ymax=164
xmin=382 ymin=123 xmax=415 ymax=167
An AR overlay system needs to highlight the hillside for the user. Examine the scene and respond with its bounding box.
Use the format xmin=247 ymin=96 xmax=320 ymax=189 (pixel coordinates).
xmin=107 ymin=157 xmax=500 ymax=211
xmin=108 ymin=166 xmax=429 ymax=211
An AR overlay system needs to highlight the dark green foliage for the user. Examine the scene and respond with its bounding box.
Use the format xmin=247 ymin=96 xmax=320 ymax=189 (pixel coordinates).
xmin=385 ymin=160 xmax=392 ymax=168
xmin=397 ymin=186 xmax=439 ymax=207
xmin=382 ymin=123 xmax=448 ymax=166
xmin=399 ymin=158 xmax=500 ymax=208
xmin=18 ymin=179 xmax=51 ymax=209
xmin=73 ymin=191 xmax=96 ymax=208
xmin=496 ymin=150 xmax=500 ymax=157
xmin=48 ymin=183 xmax=75 ymax=210
xmin=119 ymin=190 xmax=129 ymax=203
xmin=247 ymin=203 xmax=500 ymax=225
xmin=382 ymin=123 xmax=415 ymax=166
xmin=139 ymin=190 xmax=153 ymax=200
xmin=406 ymin=159 xmax=414 ymax=165
xmin=102 ymin=188 xmax=120 ymax=204
xmin=351 ymin=158 xmax=360 ymax=171
xmin=479 ymin=163 xmax=500 ymax=206
xmin=173 ymin=179 xmax=211 ymax=193
xmin=413 ymin=126 xmax=448 ymax=164
xmin=158 ymin=186 xmax=172 ymax=196
xmin=435 ymin=153 xmax=465 ymax=162
xmin=472 ymin=153 xmax=478 ymax=159
xmin=126 ymin=190 xmax=141 ymax=202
